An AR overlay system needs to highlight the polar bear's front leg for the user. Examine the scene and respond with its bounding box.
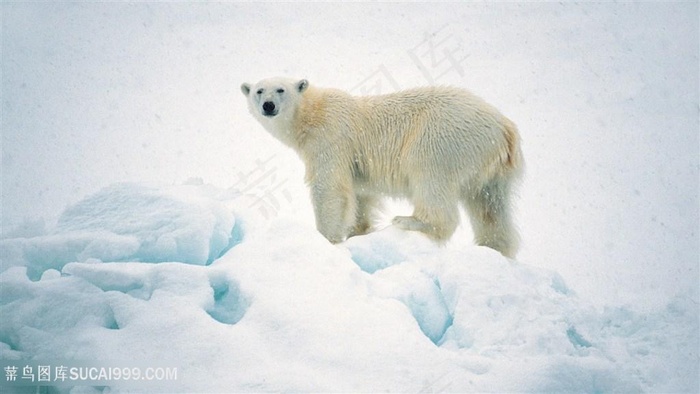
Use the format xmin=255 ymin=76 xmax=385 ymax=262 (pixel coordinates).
xmin=310 ymin=182 xmax=357 ymax=243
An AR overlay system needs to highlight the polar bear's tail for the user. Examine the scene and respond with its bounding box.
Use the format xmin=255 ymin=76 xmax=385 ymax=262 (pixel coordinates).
xmin=503 ymin=118 xmax=523 ymax=172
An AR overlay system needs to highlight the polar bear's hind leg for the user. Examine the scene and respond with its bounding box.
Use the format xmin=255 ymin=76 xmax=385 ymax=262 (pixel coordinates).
xmin=462 ymin=176 xmax=519 ymax=258
xmin=393 ymin=185 xmax=459 ymax=243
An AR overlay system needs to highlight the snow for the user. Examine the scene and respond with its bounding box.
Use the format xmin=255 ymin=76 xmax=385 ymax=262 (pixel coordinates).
xmin=1 ymin=183 xmax=239 ymax=279
xmin=1 ymin=182 xmax=697 ymax=392
xmin=1 ymin=2 xmax=698 ymax=393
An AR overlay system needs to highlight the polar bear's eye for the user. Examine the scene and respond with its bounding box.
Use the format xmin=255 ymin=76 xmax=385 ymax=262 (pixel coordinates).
xmin=256 ymin=89 xmax=264 ymax=95
xmin=276 ymin=88 xmax=285 ymax=94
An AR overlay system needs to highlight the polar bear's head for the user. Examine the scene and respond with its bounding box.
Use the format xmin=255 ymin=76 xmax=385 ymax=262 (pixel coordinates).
xmin=241 ymin=77 xmax=308 ymax=118
xmin=241 ymin=77 xmax=309 ymax=146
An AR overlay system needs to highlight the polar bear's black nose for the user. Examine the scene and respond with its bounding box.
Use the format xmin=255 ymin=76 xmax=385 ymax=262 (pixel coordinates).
xmin=262 ymin=101 xmax=276 ymax=115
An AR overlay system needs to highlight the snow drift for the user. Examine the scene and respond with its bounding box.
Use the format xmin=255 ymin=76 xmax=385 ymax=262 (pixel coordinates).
xmin=1 ymin=182 xmax=696 ymax=392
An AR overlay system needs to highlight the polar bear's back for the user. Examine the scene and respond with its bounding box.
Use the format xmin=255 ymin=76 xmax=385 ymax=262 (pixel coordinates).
xmin=359 ymin=86 xmax=509 ymax=141
xmin=351 ymin=86 xmax=519 ymax=190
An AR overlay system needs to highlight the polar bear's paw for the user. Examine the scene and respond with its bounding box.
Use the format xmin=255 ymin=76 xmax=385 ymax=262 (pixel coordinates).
xmin=392 ymin=215 xmax=454 ymax=245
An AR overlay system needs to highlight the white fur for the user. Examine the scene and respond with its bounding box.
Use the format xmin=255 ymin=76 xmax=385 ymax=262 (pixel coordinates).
xmin=241 ymin=77 xmax=523 ymax=258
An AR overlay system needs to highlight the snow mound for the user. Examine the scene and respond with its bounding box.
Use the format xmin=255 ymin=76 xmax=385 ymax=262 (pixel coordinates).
xmin=0 ymin=183 xmax=242 ymax=278
xmin=0 ymin=182 xmax=697 ymax=392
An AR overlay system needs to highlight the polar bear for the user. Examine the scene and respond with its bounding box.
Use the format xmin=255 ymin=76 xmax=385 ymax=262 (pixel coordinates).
xmin=241 ymin=77 xmax=523 ymax=258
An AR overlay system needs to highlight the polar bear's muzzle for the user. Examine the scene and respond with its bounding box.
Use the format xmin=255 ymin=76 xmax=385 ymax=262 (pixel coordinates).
xmin=262 ymin=101 xmax=278 ymax=117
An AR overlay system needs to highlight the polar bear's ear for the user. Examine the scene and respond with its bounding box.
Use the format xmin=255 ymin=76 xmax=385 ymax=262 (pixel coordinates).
xmin=241 ymin=83 xmax=251 ymax=96
xmin=296 ymin=79 xmax=309 ymax=93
